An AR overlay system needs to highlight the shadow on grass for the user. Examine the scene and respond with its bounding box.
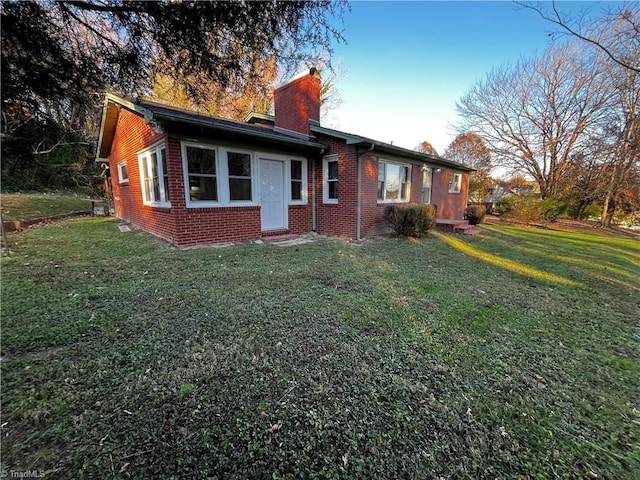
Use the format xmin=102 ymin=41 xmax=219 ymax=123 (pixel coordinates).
xmin=431 ymin=230 xmax=581 ymax=288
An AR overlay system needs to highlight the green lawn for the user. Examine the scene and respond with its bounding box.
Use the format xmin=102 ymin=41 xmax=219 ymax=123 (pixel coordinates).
xmin=1 ymin=192 xmax=94 ymax=222
xmin=1 ymin=218 xmax=638 ymax=479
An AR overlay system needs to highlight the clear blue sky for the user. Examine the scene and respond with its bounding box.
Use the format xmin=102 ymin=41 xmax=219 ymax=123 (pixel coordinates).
xmin=324 ymin=0 xmax=619 ymax=154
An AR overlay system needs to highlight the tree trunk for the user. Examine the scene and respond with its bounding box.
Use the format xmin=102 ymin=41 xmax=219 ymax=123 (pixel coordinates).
xmin=600 ymin=192 xmax=616 ymax=228
xmin=575 ymin=200 xmax=590 ymax=219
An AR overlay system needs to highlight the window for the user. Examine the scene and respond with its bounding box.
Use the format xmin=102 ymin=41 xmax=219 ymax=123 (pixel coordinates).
xmin=117 ymin=160 xmax=129 ymax=184
xmin=449 ymin=172 xmax=462 ymax=193
xmin=323 ymin=155 xmax=338 ymax=203
xmin=227 ymin=151 xmax=252 ymax=201
xmin=161 ymin=149 xmax=170 ymax=201
xmin=138 ymin=144 xmax=170 ymax=206
xmin=421 ymin=167 xmax=432 ymax=204
xmin=185 ymin=145 xmax=218 ymax=202
xmin=291 ymin=160 xmax=303 ymax=201
xmin=377 ymin=161 xmax=410 ymax=202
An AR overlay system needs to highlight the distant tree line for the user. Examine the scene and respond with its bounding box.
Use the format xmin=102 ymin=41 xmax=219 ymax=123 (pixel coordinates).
xmin=455 ymin=2 xmax=639 ymax=227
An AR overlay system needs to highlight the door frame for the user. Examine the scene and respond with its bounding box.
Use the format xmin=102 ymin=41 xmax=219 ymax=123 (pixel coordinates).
xmin=259 ymin=157 xmax=288 ymax=231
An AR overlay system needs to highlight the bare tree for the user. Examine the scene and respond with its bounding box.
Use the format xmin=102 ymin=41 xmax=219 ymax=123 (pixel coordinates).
xmin=518 ymin=1 xmax=640 ymax=74
xmin=444 ymin=133 xmax=493 ymax=202
xmin=456 ymin=42 xmax=611 ymax=198
xmin=597 ymin=60 xmax=640 ymax=227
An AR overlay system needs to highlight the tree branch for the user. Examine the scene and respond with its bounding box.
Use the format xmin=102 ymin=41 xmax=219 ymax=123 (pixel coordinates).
xmin=517 ymin=1 xmax=640 ymax=73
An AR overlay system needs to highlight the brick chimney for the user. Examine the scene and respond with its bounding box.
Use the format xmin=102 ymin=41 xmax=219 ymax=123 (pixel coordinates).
xmin=274 ymin=68 xmax=320 ymax=136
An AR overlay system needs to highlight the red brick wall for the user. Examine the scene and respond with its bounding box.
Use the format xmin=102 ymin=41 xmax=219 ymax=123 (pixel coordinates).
xmin=173 ymin=206 xmax=262 ymax=246
xmin=109 ymin=107 xmax=315 ymax=245
xmin=289 ymin=203 xmax=312 ymax=235
xmin=108 ymin=105 xmax=469 ymax=245
xmin=108 ymin=108 xmax=178 ymax=243
xmin=431 ymin=169 xmax=468 ymax=220
xmin=274 ymin=71 xmax=320 ymax=136
xmin=313 ymin=135 xmax=359 ymax=239
xmin=358 ymin=154 xmax=428 ymax=238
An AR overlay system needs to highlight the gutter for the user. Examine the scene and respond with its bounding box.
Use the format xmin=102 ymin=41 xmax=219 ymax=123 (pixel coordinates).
xmin=356 ymin=143 xmax=375 ymax=241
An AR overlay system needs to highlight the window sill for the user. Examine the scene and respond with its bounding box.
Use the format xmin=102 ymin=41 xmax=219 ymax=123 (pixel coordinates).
xmin=186 ymin=202 xmax=258 ymax=209
xmin=377 ymin=199 xmax=409 ymax=204
xmin=143 ymin=203 xmax=171 ymax=209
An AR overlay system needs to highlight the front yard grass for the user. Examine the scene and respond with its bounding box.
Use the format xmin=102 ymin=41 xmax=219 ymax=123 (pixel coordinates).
xmin=1 ymin=218 xmax=638 ymax=479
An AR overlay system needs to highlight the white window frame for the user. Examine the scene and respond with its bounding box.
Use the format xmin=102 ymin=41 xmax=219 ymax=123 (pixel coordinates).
xmin=182 ymin=141 xmax=260 ymax=208
xmin=289 ymin=158 xmax=308 ymax=205
xmin=225 ymin=148 xmax=256 ymax=205
xmin=182 ymin=141 xmax=220 ymax=207
xmin=138 ymin=143 xmax=170 ymax=207
xmin=117 ymin=160 xmax=129 ymax=184
xmin=449 ymin=172 xmax=463 ymax=193
xmin=323 ymin=155 xmax=339 ymax=204
xmin=377 ymin=160 xmax=411 ymax=203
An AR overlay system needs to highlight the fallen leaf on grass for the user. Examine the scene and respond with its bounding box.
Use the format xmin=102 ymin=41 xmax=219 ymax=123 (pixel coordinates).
xmin=342 ymin=452 xmax=349 ymax=466
xmin=270 ymin=422 xmax=283 ymax=432
xmin=533 ymin=374 xmax=546 ymax=383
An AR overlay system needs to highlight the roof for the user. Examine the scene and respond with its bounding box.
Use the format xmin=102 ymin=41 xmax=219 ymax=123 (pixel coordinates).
xmin=310 ymin=125 xmax=475 ymax=172
xmin=97 ymin=93 xmax=474 ymax=172
xmin=245 ymin=113 xmax=475 ymax=172
xmin=96 ymin=93 xmax=328 ymax=161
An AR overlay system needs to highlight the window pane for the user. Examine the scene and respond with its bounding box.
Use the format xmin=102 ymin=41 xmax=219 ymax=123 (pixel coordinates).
xmin=378 ymin=181 xmax=384 ymax=199
xmin=292 ymin=181 xmax=302 ymax=200
xmin=187 ymin=146 xmax=216 ymax=174
xmin=402 ymin=166 xmax=409 ymax=183
xmin=291 ymin=160 xmax=302 ymax=180
xmin=400 ymin=166 xmax=409 ymax=200
xmin=400 ymin=183 xmax=408 ymax=200
xmin=328 ymin=180 xmax=338 ymax=199
xmin=160 ymin=148 xmax=168 ymax=173
xmin=141 ymin=156 xmax=151 ymax=200
xmin=150 ymin=152 xmax=158 ymax=177
xmin=229 ymin=178 xmax=252 ymax=201
xmin=378 ymin=163 xmax=385 ymax=182
xmin=385 ymin=164 xmax=400 ymax=200
xmin=189 ymin=176 xmax=217 ymax=201
xmin=228 ymin=152 xmax=251 ymax=177
xmin=328 ymin=160 xmax=338 ymax=180
xmin=119 ymin=163 xmax=128 ymax=181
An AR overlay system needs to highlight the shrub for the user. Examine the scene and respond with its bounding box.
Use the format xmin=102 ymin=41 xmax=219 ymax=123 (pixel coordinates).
xmin=495 ymin=195 xmax=568 ymax=223
xmin=464 ymin=204 xmax=486 ymax=225
xmin=538 ymin=197 xmax=567 ymax=222
xmin=494 ymin=197 xmax=514 ymax=217
xmin=383 ymin=203 xmax=437 ymax=237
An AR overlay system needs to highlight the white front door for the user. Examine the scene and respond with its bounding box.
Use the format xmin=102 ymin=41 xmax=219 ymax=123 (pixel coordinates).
xmin=260 ymin=159 xmax=286 ymax=231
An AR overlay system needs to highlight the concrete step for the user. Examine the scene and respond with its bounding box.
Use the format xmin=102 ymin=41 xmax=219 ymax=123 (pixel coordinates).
xmin=436 ymin=219 xmax=481 ymax=235
xmin=455 ymin=224 xmax=481 ymax=235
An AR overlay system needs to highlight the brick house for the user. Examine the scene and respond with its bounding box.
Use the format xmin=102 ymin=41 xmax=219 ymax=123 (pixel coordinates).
xmin=96 ymin=68 xmax=474 ymax=246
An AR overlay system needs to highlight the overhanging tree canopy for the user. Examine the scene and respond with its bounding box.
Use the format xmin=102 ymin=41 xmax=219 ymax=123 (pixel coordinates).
xmin=2 ymin=0 xmax=347 ymax=105
xmin=0 ymin=0 xmax=347 ymax=190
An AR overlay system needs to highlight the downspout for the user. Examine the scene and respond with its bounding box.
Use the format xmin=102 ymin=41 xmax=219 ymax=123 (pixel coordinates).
xmin=311 ymin=153 xmax=320 ymax=232
xmin=356 ymin=144 xmax=375 ymax=241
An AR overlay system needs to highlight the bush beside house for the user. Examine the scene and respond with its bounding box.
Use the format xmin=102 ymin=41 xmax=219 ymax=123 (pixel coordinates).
xmin=464 ymin=204 xmax=486 ymax=225
xmin=384 ymin=203 xmax=437 ymax=237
